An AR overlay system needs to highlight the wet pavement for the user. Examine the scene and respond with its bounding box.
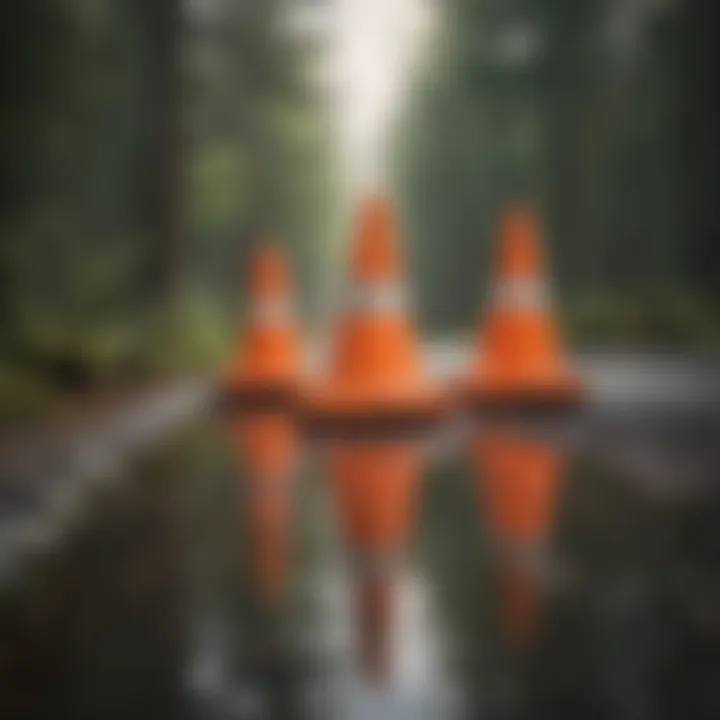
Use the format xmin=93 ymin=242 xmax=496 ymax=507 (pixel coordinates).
xmin=0 ymin=402 xmax=719 ymax=719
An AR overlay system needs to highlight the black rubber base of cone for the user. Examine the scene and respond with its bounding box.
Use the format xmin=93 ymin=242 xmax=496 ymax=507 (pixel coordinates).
xmin=217 ymin=384 xmax=299 ymax=414
xmin=466 ymin=391 xmax=584 ymax=419
xmin=300 ymin=407 xmax=446 ymax=441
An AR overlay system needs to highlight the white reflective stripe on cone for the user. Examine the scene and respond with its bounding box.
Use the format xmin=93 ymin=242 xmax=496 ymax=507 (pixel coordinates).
xmin=492 ymin=277 xmax=551 ymax=310
xmin=249 ymin=297 xmax=292 ymax=326
xmin=344 ymin=282 xmax=406 ymax=314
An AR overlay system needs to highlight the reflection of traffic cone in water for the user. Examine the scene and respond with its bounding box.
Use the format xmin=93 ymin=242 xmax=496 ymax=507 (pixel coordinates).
xmin=231 ymin=411 xmax=298 ymax=482
xmin=327 ymin=441 xmax=422 ymax=683
xmin=466 ymin=208 xmax=582 ymax=408
xmin=497 ymin=561 xmax=541 ymax=652
xmin=328 ymin=442 xmax=421 ymax=561
xmin=304 ymin=196 xmax=442 ymax=424
xmin=473 ymin=433 xmax=564 ymax=555
xmin=473 ymin=433 xmax=564 ymax=652
xmin=228 ymin=412 xmax=298 ymax=607
xmin=225 ymin=245 xmax=301 ymax=402
xmin=356 ymin=570 xmax=394 ymax=685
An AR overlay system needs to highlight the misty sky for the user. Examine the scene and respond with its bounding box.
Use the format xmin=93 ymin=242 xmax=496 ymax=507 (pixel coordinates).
xmin=327 ymin=0 xmax=434 ymax=190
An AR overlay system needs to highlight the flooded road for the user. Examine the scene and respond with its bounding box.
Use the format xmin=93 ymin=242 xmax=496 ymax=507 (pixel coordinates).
xmin=1 ymin=409 xmax=719 ymax=720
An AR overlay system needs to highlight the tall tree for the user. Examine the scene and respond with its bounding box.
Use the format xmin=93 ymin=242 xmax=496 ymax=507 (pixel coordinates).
xmin=139 ymin=0 xmax=187 ymax=308
xmin=0 ymin=0 xmax=75 ymax=340
xmin=188 ymin=0 xmax=333 ymax=309
xmin=679 ymin=0 xmax=720 ymax=295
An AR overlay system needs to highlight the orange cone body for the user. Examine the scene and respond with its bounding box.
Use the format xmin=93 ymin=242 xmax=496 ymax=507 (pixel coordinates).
xmin=225 ymin=246 xmax=301 ymax=399
xmin=305 ymin=197 xmax=442 ymax=421
xmin=467 ymin=208 xmax=582 ymax=407
xmin=228 ymin=412 xmax=298 ymax=607
xmin=473 ymin=433 xmax=564 ymax=549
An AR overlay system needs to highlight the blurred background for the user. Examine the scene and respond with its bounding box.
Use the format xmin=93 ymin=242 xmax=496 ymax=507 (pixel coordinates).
xmin=0 ymin=0 xmax=718 ymax=419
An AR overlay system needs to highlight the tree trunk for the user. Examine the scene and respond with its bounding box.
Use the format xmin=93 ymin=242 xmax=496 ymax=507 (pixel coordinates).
xmin=141 ymin=0 xmax=186 ymax=309
xmin=679 ymin=0 xmax=720 ymax=294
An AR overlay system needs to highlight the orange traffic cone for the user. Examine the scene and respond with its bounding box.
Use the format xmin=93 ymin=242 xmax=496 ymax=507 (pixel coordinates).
xmin=304 ymin=196 xmax=443 ymax=425
xmin=472 ymin=432 xmax=564 ymax=563
xmin=228 ymin=412 xmax=298 ymax=608
xmin=466 ymin=207 xmax=582 ymax=409
xmin=224 ymin=244 xmax=301 ymax=403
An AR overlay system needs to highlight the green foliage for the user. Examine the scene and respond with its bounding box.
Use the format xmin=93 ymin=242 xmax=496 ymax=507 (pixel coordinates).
xmin=139 ymin=288 xmax=232 ymax=377
xmin=189 ymin=143 xmax=249 ymax=234
xmin=7 ymin=312 xmax=143 ymax=397
xmin=0 ymin=289 xmax=231 ymax=424
xmin=188 ymin=0 xmax=334 ymax=312
xmin=0 ymin=365 xmax=58 ymax=425
xmin=566 ymin=293 xmax=720 ymax=348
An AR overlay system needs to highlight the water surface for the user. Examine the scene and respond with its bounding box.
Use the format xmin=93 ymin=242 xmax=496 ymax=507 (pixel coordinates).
xmin=1 ymin=412 xmax=718 ymax=720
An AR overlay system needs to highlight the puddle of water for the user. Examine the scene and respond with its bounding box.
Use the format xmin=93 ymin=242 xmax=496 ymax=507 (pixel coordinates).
xmin=0 ymin=413 xmax=718 ymax=719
